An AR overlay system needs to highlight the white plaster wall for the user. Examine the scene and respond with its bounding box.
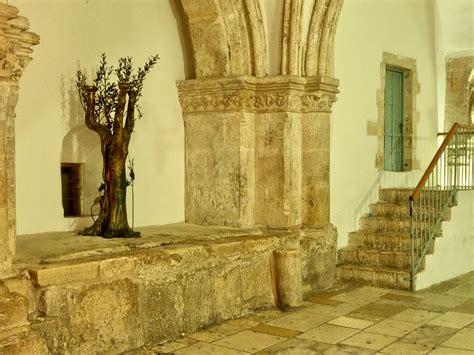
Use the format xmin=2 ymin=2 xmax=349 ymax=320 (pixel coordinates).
xmin=332 ymin=0 xmax=439 ymax=247
xmin=13 ymin=0 xmax=185 ymax=234
xmin=416 ymin=190 xmax=474 ymax=290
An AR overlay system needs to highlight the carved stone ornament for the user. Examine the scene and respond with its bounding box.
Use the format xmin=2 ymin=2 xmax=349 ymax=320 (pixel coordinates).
xmin=177 ymin=75 xmax=339 ymax=114
xmin=0 ymin=4 xmax=40 ymax=83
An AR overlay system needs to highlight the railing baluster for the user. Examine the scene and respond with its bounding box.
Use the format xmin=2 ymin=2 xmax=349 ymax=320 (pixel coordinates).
xmin=409 ymin=123 xmax=474 ymax=290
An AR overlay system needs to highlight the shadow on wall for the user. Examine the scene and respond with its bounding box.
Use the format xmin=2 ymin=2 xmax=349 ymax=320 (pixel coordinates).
xmin=60 ymin=76 xmax=102 ymax=228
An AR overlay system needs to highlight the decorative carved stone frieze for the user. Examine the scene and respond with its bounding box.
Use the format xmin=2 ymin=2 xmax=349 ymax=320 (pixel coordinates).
xmin=177 ymin=75 xmax=339 ymax=114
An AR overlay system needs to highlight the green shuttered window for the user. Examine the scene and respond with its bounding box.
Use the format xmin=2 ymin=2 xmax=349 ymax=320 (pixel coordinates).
xmin=384 ymin=69 xmax=404 ymax=171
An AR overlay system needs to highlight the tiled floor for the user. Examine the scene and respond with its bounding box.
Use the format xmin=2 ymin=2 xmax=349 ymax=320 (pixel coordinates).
xmin=140 ymin=272 xmax=474 ymax=354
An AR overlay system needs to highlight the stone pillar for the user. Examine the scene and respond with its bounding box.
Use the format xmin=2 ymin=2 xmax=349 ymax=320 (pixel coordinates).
xmin=273 ymin=248 xmax=303 ymax=308
xmin=177 ymin=75 xmax=338 ymax=228
xmin=0 ymin=4 xmax=39 ymax=277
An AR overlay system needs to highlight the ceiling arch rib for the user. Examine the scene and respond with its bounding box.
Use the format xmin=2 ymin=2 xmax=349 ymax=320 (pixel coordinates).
xmin=179 ymin=0 xmax=343 ymax=78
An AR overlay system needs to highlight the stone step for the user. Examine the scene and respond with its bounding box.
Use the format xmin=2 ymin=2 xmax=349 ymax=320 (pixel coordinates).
xmin=338 ymin=247 xmax=411 ymax=269
xmin=336 ymin=264 xmax=411 ymax=290
xmin=348 ymin=231 xmax=410 ymax=251
xmin=359 ymin=216 xmax=443 ymax=235
xmin=379 ymin=188 xmax=452 ymax=204
xmin=348 ymin=231 xmax=437 ymax=253
xmin=369 ymin=202 xmax=451 ymax=221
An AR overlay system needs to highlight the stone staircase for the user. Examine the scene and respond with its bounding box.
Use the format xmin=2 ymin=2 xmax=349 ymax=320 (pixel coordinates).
xmin=337 ymin=188 xmax=451 ymax=290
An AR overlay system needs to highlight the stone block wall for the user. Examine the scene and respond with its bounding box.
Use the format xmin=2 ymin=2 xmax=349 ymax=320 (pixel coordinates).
xmin=445 ymin=55 xmax=474 ymax=130
xmin=1 ymin=227 xmax=336 ymax=353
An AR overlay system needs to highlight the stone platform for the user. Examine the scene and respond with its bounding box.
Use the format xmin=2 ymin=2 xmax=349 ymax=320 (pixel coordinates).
xmin=2 ymin=223 xmax=337 ymax=354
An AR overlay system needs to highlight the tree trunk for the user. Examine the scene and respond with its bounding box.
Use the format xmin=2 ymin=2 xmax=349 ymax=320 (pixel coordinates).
xmin=102 ymin=142 xmax=139 ymax=238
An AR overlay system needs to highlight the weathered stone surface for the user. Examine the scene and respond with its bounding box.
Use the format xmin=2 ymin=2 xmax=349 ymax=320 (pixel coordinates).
xmin=274 ymin=249 xmax=303 ymax=308
xmin=99 ymin=256 xmax=135 ymax=279
xmin=445 ymin=56 xmax=474 ymax=129
xmin=29 ymin=260 xmax=100 ymax=286
xmin=0 ymin=3 xmax=39 ymax=278
xmin=67 ymin=279 xmax=141 ymax=353
xmin=178 ymin=76 xmax=339 ymax=229
xmin=215 ymin=267 xmax=243 ymax=320
xmin=182 ymin=270 xmax=216 ymax=333
xmin=298 ymin=226 xmax=338 ymax=293
xmin=0 ymin=330 xmax=48 ymax=355
xmin=0 ymin=289 xmax=28 ymax=332
xmin=140 ymin=278 xmax=184 ymax=344
xmin=241 ymin=258 xmax=274 ymax=311
xmin=3 ymin=224 xmax=337 ymax=352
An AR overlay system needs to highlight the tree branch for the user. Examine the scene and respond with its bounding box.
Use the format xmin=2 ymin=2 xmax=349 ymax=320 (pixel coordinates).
xmin=85 ymin=86 xmax=111 ymax=141
xmin=124 ymin=90 xmax=137 ymax=148
xmin=113 ymin=83 xmax=128 ymax=138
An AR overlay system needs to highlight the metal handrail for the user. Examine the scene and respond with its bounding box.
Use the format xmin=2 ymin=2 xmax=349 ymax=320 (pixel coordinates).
xmin=409 ymin=123 xmax=474 ymax=290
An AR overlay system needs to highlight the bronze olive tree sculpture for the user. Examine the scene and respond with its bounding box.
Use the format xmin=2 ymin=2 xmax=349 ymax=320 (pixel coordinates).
xmin=76 ymin=54 xmax=159 ymax=238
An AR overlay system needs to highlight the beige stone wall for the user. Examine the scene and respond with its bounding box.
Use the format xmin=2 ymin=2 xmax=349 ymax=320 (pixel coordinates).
xmin=0 ymin=3 xmax=38 ymax=276
xmin=444 ymin=55 xmax=474 ymax=130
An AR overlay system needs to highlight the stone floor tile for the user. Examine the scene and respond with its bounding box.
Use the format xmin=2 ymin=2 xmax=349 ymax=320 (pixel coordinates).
xmin=323 ymin=343 xmax=375 ymax=354
xmin=365 ymin=318 xmax=419 ymax=337
xmin=341 ymin=331 xmax=397 ymax=351
xmin=346 ymin=311 xmax=387 ymax=323
xmin=410 ymin=302 xmax=451 ymax=313
xmin=357 ymin=286 xmax=391 ymax=297
xmin=175 ymin=337 xmax=198 ymax=346
xmin=150 ymin=341 xmax=188 ymax=353
xmin=256 ymin=338 xmax=332 ymax=354
xmin=251 ymin=323 xmax=301 ymax=338
xmin=441 ymin=328 xmax=474 ymax=351
xmin=209 ymin=323 xmax=245 ymax=336
xmin=381 ymin=293 xmax=424 ymax=303
xmin=328 ymin=316 xmax=374 ymax=329
xmin=298 ymin=324 xmax=360 ymax=344
xmin=380 ymin=341 xmax=429 ymax=354
xmin=174 ymin=341 xmax=249 ymax=354
xmin=331 ymin=291 xmax=379 ymax=305
xmin=351 ymin=302 xmax=407 ymax=318
xmin=445 ymin=284 xmax=474 ymax=298
xmin=421 ymin=294 xmax=467 ymax=309
xmin=429 ymin=346 xmax=474 ymax=354
xmin=212 ymin=330 xmax=285 ymax=353
xmin=248 ymin=309 xmax=285 ymax=323
xmin=226 ymin=318 xmax=261 ymax=329
xmin=306 ymin=294 xmax=344 ymax=306
xmin=304 ymin=303 xmax=353 ymax=318
xmin=188 ymin=330 xmax=226 ymax=342
xmin=451 ymin=298 xmax=474 ymax=315
xmin=391 ymin=308 xmax=442 ymax=324
xmin=399 ymin=324 xmax=458 ymax=348
xmin=428 ymin=311 xmax=474 ymax=329
xmin=426 ymin=281 xmax=462 ymax=294
xmin=266 ymin=311 xmax=332 ymax=332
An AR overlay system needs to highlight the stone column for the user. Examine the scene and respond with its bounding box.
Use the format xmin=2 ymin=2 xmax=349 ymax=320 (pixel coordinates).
xmin=0 ymin=3 xmax=39 ymax=277
xmin=273 ymin=248 xmax=303 ymax=308
xmin=177 ymin=75 xmax=338 ymax=228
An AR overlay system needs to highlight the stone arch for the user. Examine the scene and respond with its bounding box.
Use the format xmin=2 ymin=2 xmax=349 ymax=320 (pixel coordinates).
xmin=176 ymin=0 xmax=344 ymax=78
xmin=178 ymin=0 xmax=268 ymax=78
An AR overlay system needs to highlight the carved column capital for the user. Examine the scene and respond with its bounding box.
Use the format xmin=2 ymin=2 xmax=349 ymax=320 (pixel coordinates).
xmin=0 ymin=4 xmax=39 ymax=84
xmin=177 ymin=75 xmax=339 ymax=115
